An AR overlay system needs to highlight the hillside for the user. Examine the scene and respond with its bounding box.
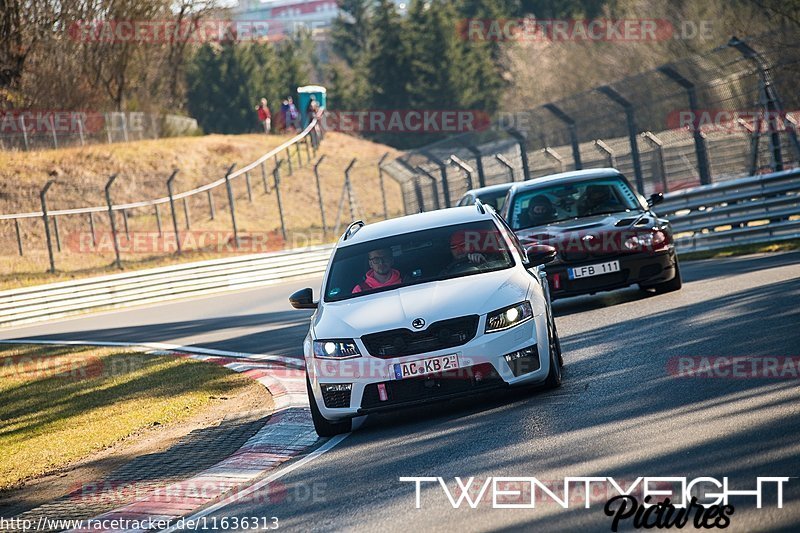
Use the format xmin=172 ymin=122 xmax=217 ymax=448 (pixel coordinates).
xmin=0 ymin=133 xmax=403 ymax=289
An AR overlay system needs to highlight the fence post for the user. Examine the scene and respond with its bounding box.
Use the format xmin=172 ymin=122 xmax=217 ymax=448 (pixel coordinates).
xmin=598 ymin=86 xmax=644 ymax=193
xmin=544 ymin=104 xmax=582 ymax=170
xmin=224 ymin=164 xmax=240 ymax=249
xmin=542 ymin=147 xmax=565 ymax=173
xmin=19 ymin=116 xmax=29 ymax=151
xmin=87 ymin=212 xmax=96 ymax=247
xmin=415 ymin=166 xmax=441 ymax=210
xmin=105 ymin=113 xmax=112 ymax=144
xmin=506 ymin=128 xmax=531 ymax=182
xmin=166 ymin=169 xmax=182 ymax=255
xmin=286 ymin=148 xmax=293 ymax=175
xmin=40 ymin=180 xmax=56 ymax=272
xmin=593 ymin=139 xmax=616 ymax=167
xmin=449 ymin=154 xmax=475 ymax=191
xmin=658 ymin=66 xmax=712 ymax=185
xmin=305 ymin=136 xmax=312 ymax=164
xmin=295 ymin=142 xmax=303 ymax=168
xmin=182 ymin=198 xmax=191 ymax=229
xmin=642 ymin=131 xmax=668 ymax=193
xmin=273 ymin=161 xmax=287 ymax=243
xmin=104 ymin=175 xmax=121 ymax=269
xmin=122 ymin=113 xmax=129 ymax=143
xmin=314 ymin=155 xmax=328 ymax=238
xmin=207 ymin=190 xmax=215 ymax=220
xmin=495 ymin=153 xmax=516 ymax=182
xmin=422 ymin=152 xmax=451 ymax=208
xmin=78 ymin=115 xmax=86 ymax=146
xmin=15 ymin=219 xmax=23 ymax=255
xmin=53 ymin=216 xmax=62 ymax=251
xmin=344 ymin=158 xmax=357 ymax=220
xmin=729 ymin=37 xmax=800 ymax=170
xmin=50 ymin=114 xmax=58 ymax=149
xmin=245 ymin=171 xmax=253 ymax=202
xmin=261 ymin=161 xmax=270 ymax=193
xmin=414 ymin=177 xmax=425 ymax=212
xmin=466 ymin=145 xmax=487 ymax=188
xmin=378 ymin=152 xmax=390 ymax=220
xmin=121 ymin=209 xmax=129 ymax=239
xmin=154 ymin=205 xmax=162 ymax=236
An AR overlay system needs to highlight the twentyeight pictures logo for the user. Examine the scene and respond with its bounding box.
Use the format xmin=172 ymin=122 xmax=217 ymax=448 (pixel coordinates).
xmin=400 ymin=477 xmax=790 ymax=530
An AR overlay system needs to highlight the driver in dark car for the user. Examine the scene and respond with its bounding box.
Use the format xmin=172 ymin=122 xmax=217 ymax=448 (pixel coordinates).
xmin=352 ymin=247 xmax=402 ymax=293
xmin=578 ymin=185 xmax=624 ymax=216
xmin=519 ymin=195 xmax=557 ymax=228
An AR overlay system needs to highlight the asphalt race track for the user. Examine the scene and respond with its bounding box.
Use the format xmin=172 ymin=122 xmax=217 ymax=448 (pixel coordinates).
xmin=3 ymin=251 xmax=799 ymax=532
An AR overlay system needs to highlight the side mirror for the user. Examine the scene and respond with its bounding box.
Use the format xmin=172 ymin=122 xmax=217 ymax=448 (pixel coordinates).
xmin=289 ymin=288 xmax=317 ymax=309
xmin=647 ymin=192 xmax=664 ymax=207
xmin=524 ymin=244 xmax=557 ymax=267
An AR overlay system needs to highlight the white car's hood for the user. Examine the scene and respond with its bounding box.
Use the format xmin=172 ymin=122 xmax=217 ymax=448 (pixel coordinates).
xmin=313 ymin=268 xmax=534 ymax=338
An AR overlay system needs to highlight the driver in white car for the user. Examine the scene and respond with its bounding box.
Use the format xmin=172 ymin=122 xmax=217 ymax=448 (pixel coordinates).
xmin=352 ymin=247 xmax=402 ymax=294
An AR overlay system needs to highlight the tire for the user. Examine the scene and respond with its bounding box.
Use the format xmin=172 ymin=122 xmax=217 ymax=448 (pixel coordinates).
xmin=653 ymin=260 xmax=683 ymax=293
xmin=307 ymin=376 xmax=352 ymax=437
xmin=543 ymin=315 xmax=563 ymax=389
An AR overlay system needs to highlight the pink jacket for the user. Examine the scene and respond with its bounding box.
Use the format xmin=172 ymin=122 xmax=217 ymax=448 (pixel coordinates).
xmin=352 ymin=269 xmax=402 ymax=293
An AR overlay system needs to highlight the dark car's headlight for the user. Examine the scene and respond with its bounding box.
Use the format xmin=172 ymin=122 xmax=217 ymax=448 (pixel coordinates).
xmin=313 ymin=339 xmax=361 ymax=359
xmin=485 ymin=301 xmax=533 ymax=333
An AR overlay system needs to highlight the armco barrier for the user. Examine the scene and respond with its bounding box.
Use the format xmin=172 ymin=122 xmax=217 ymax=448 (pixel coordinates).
xmin=0 ymin=244 xmax=334 ymax=328
xmin=660 ymin=168 xmax=800 ymax=252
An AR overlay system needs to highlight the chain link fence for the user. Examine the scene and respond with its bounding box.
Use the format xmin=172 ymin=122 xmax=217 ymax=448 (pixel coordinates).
xmin=0 ymin=112 xmax=200 ymax=151
xmin=383 ymin=35 xmax=800 ymax=213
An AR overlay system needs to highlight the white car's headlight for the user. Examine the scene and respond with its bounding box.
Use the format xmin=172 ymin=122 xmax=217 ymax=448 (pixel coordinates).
xmin=313 ymin=339 xmax=361 ymax=359
xmin=485 ymin=301 xmax=533 ymax=333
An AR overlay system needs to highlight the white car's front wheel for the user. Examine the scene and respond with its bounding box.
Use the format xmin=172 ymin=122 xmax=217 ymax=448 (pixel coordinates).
xmin=543 ymin=316 xmax=563 ymax=389
xmin=307 ymin=375 xmax=352 ymax=437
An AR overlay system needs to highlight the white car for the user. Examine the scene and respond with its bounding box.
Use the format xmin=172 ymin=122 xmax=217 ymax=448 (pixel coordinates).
xmin=289 ymin=203 xmax=563 ymax=436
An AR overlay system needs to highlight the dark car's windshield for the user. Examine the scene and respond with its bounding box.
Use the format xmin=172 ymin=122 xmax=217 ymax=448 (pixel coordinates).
xmin=477 ymin=190 xmax=509 ymax=211
xmin=324 ymin=220 xmax=514 ymax=302
xmin=509 ymin=176 xmax=642 ymax=230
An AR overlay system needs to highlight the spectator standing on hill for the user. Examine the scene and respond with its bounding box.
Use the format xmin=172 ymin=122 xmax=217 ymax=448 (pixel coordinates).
xmin=280 ymin=99 xmax=290 ymax=132
xmin=306 ymin=95 xmax=319 ymax=123
xmin=255 ymin=98 xmax=271 ymax=134
xmin=287 ymin=97 xmax=299 ymax=132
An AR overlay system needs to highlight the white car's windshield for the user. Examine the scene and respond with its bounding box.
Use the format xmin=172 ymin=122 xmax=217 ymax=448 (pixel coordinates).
xmin=324 ymin=220 xmax=515 ymax=302
xmin=509 ymin=176 xmax=642 ymax=230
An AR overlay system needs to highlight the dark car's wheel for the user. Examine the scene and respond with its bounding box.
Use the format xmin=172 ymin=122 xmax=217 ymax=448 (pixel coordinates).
xmin=649 ymin=260 xmax=683 ymax=294
xmin=307 ymin=375 xmax=352 ymax=437
xmin=543 ymin=317 xmax=563 ymax=389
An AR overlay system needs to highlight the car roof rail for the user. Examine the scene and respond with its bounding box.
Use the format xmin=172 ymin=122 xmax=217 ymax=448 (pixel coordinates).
xmin=343 ymin=220 xmax=365 ymax=240
xmin=474 ymin=198 xmax=485 ymax=214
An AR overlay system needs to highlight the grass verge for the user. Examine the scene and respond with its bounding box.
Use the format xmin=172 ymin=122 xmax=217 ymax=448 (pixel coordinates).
xmin=0 ymin=343 xmax=262 ymax=491
xmin=679 ymin=239 xmax=800 ymax=261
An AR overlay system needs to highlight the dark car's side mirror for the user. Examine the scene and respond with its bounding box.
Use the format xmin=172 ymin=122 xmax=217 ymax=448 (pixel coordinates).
xmin=289 ymin=288 xmax=317 ymax=309
xmin=524 ymin=244 xmax=557 ymax=267
xmin=647 ymin=192 xmax=664 ymax=207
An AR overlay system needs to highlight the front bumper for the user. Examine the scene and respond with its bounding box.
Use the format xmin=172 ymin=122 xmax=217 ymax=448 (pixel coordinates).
xmin=547 ymin=248 xmax=677 ymax=298
xmin=307 ymin=313 xmax=551 ymax=420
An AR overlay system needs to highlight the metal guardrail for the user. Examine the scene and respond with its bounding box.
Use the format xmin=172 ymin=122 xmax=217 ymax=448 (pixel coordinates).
xmin=0 ymin=244 xmax=334 ymax=328
xmin=660 ymin=168 xmax=800 ymax=252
